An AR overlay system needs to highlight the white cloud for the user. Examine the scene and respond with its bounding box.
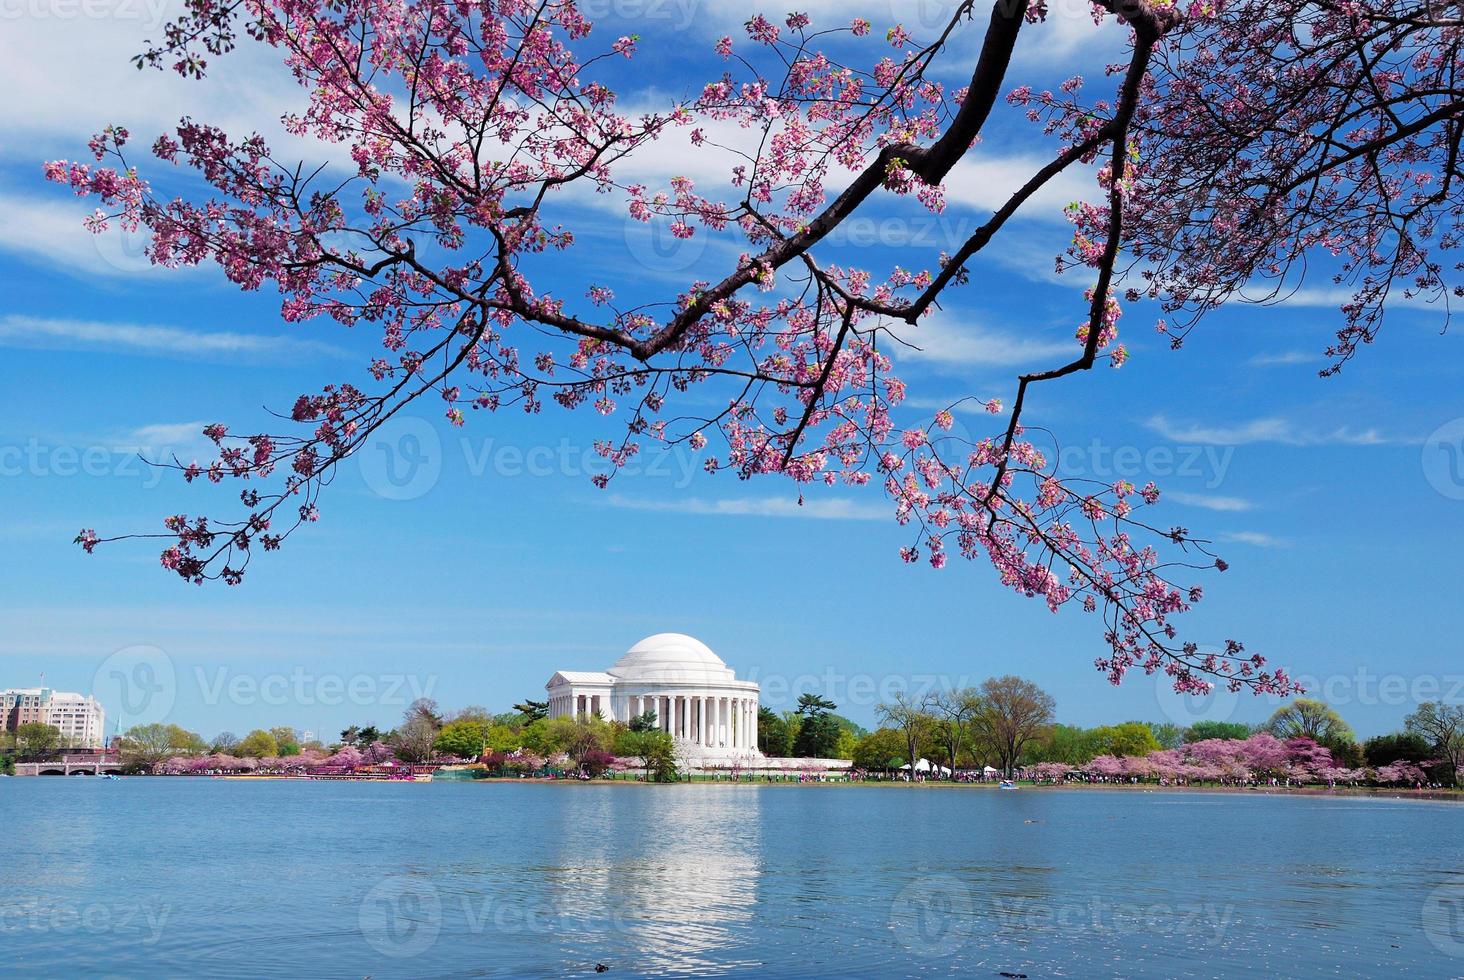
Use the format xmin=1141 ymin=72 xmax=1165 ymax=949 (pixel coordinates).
xmin=944 ymin=153 xmax=1096 ymax=220
xmin=1220 ymin=531 xmax=1287 ymax=548
xmin=1145 ymin=414 xmax=1393 ymax=447
xmin=0 ymin=0 xmax=306 ymax=162
xmin=1248 ymin=351 xmax=1317 ymax=367
xmin=0 ymin=191 xmax=179 ymax=279
xmin=0 ymin=314 xmax=348 ymax=361
xmin=893 ymin=315 xmax=1075 ymax=369
xmin=126 ymin=421 xmax=210 ymax=445
xmin=1166 ymin=491 xmax=1254 ymax=513
xmin=606 ymin=493 xmax=887 ymax=520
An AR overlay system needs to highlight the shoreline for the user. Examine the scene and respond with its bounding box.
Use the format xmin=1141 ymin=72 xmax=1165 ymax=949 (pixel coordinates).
xmin=131 ymin=773 xmax=1462 ymax=802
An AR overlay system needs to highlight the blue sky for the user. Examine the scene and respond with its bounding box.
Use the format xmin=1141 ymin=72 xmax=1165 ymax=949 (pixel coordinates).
xmin=3 ymin=0 xmax=1463 ymax=744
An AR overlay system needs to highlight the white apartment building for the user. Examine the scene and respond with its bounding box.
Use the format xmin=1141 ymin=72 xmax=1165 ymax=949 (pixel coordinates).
xmin=1 ymin=688 xmax=108 ymax=749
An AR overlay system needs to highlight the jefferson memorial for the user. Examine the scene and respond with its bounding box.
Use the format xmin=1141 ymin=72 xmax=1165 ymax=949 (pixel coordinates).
xmin=545 ymin=633 xmax=761 ymax=759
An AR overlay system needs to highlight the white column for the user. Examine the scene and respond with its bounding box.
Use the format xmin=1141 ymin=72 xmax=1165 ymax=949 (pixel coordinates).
xmin=719 ymin=697 xmax=728 ymax=747
xmin=730 ymin=698 xmax=738 ymax=748
xmin=737 ymin=699 xmax=745 ymax=748
xmin=698 ymin=696 xmax=706 ymax=745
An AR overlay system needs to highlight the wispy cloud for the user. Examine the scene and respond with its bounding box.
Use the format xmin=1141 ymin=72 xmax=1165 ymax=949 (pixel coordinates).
xmin=1220 ymin=531 xmax=1288 ymax=548
xmin=1145 ymin=414 xmax=1393 ymax=447
xmin=0 ymin=315 xmax=347 ymax=361
xmin=1166 ymin=491 xmax=1255 ymax=512
xmin=606 ymin=494 xmax=887 ymax=521
xmin=1248 ymin=351 xmax=1317 ymax=367
xmin=894 ymin=315 xmax=1074 ymax=369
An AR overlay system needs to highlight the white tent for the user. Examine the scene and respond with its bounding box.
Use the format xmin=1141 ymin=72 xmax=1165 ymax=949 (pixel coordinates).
xmin=898 ymin=758 xmax=939 ymax=772
xmin=982 ymin=765 xmax=1000 ymax=776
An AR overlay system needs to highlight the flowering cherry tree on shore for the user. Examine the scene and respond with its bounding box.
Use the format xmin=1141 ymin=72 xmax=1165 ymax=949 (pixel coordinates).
xmin=49 ymin=0 xmax=1462 ymax=697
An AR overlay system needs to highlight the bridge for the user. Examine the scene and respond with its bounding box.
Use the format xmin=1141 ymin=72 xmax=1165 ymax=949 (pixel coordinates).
xmin=13 ymin=754 xmax=124 ymax=776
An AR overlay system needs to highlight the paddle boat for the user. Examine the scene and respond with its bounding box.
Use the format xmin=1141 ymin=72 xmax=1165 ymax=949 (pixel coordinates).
xmin=998 ymin=779 xmax=1018 ymax=790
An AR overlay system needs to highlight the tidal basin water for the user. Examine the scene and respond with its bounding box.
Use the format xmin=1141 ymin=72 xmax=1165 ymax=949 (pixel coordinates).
xmin=3 ymin=779 xmax=1463 ymax=978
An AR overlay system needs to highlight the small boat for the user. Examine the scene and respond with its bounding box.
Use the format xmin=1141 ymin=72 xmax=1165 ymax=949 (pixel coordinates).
xmin=98 ymin=773 xmax=121 ymax=780
xmin=999 ymin=780 xmax=1018 ymax=790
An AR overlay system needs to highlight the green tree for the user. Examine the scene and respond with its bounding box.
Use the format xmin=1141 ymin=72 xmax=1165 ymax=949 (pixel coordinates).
xmin=14 ymin=722 xmax=61 ymax=759
xmin=1024 ymin=724 xmax=1103 ymax=766
xmin=1363 ymin=731 xmax=1432 ymax=767
xmin=614 ymin=728 xmax=677 ymax=780
xmin=234 ymin=729 xmax=281 ymax=759
xmin=1146 ymin=722 xmax=1185 ymax=750
xmin=434 ymin=720 xmax=489 ymax=759
xmin=522 ymin=715 xmax=612 ymax=762
xmin=851 ymin=728 xmax=908 ymax=771
xmin=120 ymin=723 xmax=206 ymax=768
xmin=1406 ymin=702 xmax=1464 ymax=785
xmin=757 ymin=706 xmax=792 ymax=757
xmin=1092 ymin=722 xmax=1162 ymax=757
xmin=513 ymin=700 xmax=549 ymax=723
xmin=969 ymin=675 xmax=1056 ymax=778
xmin=1265 ymin=699 xmax=1353 ymax=746
xmin=792 ymin=694 xmax=841 ymax=758
xmin=931 ymin=688 xmax=981 ymax=773
xmin=1183 ymin=720 xmax=1253 ymax=742
xmin=484 ymin=723 xmax=524 ymax=753
xmin=210 ymin=731 xmax=240 ymax=754
xmin=642 ymin=730 xmax=679 ymax=783
xmin=628 ymin=710 xmax=660 ymax=734
xmin=877 ymin=692 xmax=936 ymax=778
